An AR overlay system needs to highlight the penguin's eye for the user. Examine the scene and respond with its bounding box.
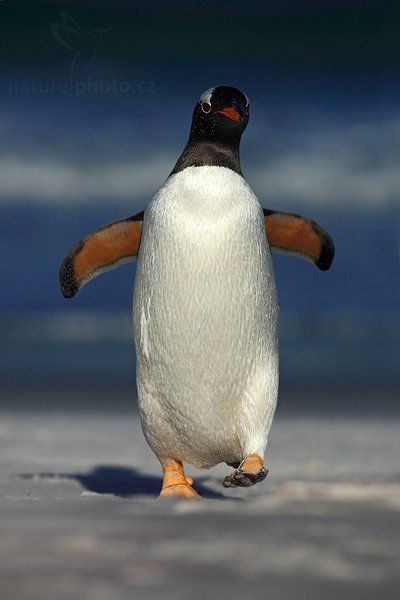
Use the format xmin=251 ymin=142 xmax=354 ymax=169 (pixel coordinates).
xmin=201 ymin=102 xmax=211 ymax=114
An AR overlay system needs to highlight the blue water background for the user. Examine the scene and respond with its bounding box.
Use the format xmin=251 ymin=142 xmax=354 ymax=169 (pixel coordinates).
xmin=0 ymin=2 xmax=399 ymax=408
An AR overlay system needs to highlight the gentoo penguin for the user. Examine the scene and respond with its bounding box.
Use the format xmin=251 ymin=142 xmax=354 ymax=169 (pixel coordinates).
xmin=59 ymin=86 xmax=334 ymax=499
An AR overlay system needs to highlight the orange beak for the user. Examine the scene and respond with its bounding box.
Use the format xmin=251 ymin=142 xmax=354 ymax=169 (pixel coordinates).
xmin=215 ymin=107 xmax=241 ymax=122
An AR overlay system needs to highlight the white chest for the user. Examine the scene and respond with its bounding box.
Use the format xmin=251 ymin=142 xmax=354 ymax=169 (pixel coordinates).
xmin=132 ymin=166 xmax=279 ymax=467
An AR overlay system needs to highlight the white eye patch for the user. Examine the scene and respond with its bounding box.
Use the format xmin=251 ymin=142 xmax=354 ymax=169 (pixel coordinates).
xmin=199 ymin=87 xmax=216 ymax=105
xmin=198 ymin=86 xmax=250 ymax=108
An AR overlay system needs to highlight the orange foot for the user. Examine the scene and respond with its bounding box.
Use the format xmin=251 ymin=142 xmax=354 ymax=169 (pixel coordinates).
xmin=159 ymin=461 xmax=200 ymax=500
xmin=160 ymin=483 xmax=200 ymax=499
xmin=223 ymin=453 xmax=268 ymax=488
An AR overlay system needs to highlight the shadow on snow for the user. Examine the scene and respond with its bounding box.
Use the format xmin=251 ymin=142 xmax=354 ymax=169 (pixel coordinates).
xmin=20 ymin=465 xmax=228 ymax=500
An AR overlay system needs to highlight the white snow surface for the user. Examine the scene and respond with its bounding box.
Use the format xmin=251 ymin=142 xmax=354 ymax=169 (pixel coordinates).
xmin=1 ymin=410 xmax=400 ymax=600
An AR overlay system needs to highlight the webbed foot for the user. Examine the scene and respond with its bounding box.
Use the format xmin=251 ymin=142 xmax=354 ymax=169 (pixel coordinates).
xmin=159 ymin=461 xmax=200 ymax=500
xmin=160 ymin=483 xmax=200 ymax=499
xmin=223 ymin=453 xmax=268 ymax=488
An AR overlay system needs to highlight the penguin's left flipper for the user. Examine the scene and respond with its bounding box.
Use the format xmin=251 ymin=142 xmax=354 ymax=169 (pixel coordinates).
xmin=263 ymin=209 xmax=335 ymax=271
xmin=59 ymin=211 xmax=144 ymax=299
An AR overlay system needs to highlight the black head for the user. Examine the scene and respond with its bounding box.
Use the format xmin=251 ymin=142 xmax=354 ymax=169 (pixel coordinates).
xmin=170 ymin=86 xmax=250 ymax=176
xmin=189 ymin=86 xmax=250 ymax=145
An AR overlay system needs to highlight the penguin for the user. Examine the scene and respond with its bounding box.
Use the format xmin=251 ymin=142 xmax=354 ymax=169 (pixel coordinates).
xmin=59 ymin=86 xmax=334 ymax=499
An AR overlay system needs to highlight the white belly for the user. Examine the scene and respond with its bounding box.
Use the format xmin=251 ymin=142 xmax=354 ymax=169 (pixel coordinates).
xmin=133 ymin=166 xmax=278 ymax=468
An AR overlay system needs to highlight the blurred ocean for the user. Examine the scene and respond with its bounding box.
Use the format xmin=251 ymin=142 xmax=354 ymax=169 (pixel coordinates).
xmin=1 ymin=97 xmax=399 ymax=400
xmin=0 ymin=1 xmax=399 ymax=408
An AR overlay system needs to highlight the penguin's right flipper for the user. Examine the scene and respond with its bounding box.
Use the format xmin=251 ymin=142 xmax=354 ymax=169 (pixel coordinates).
xmin=59 ymin=211 xmax=144 ymax=298
xmin=263 ymin=209 xmax=335 ymax=270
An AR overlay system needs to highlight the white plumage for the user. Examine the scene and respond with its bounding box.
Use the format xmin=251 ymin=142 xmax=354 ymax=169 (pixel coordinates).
xmin=133 ymin=166 xmax=279 ymax=469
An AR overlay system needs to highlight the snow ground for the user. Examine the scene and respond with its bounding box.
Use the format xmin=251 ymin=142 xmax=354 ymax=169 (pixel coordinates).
xmin=1 ymin=410 xmax=400 ymax=600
